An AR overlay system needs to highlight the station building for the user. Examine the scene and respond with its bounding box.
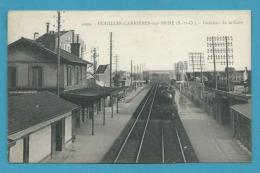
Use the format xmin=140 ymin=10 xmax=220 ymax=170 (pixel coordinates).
xmin=8 ymin=34 xmax=125 ymax=162
xmin=8 ymin=91 xmax=78 ymax=163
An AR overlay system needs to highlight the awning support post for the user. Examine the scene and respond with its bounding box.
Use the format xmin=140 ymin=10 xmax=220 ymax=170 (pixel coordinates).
xmin=116 ymin=94 xmax=119 ymax=114
xmin=103 ymin=97 xmax=106 ymax=126
xmin=90 ymin=103 xmax=94 ymax=135
xmin=81 ymin=106 xmax=85 ymax=122
xmin=96 ymin=102 xmax=99 ymax=115
xmin=111 ymin=95 xmax=114 ymax=118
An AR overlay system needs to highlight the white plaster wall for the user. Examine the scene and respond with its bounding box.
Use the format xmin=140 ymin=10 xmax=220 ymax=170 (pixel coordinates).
xmin=65 ymin=116 xmax=72 ymax=145
xmin=9 ymin=138 xmax=23 ymax=163
xmin=29 ymin=126 xmax=51 ymax=163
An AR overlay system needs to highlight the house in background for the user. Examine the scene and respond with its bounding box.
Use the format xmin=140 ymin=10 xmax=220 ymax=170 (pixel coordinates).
xmin=8 ymin=91 xmax=78 ymax=163
xmin=95 ymin=64 xmax=110 ymax=87
xmin=113 ymin=71 xmax=131 ymax=87
xmin=35 ymin=23 xmax=86 ymax=58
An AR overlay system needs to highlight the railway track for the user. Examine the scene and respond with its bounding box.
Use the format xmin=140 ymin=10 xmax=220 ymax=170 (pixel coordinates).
xmin=113 ymin=83 xmax=187 ymax=163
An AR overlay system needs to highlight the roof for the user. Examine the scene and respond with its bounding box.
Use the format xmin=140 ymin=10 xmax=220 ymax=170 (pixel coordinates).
xmin=230 ymin=103 xmax=251 ymax=119
xmin=64 ymin=87 xmax=117 ymax=100
xmin=63 ymin=85 xmax=127 ymax=101
xmin=96 ymin=65 xmax=109 ymax=74
xmin=9 ymin=37 xmax=92 ymax=65
xmin=8 ymin=91 xmax=78 ymax=135
xmin=36 ymin=31 xmax=69 ymax=42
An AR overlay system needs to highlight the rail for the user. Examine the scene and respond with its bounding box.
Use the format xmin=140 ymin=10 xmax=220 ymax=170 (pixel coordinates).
xmin=175 ymin=126 xmax=187 ymax=163
xmin=113 ymin=85 xmax=156 ymax=163
xmin=136 ymin=84 xmax=158 ymax=163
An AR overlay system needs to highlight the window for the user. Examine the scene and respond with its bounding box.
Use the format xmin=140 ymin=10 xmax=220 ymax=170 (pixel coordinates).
xmin=8 ymin=66 xmax=17 ymax=88
xmin=75 ymin=66 xmax=80 ymax=85
xmin=80 ymin=66 xmax=82 ymax=82
xmin=32 ymin=66 xmax=43 ymax=88
xmin=67 ymin=65 xmax=72 ymax=86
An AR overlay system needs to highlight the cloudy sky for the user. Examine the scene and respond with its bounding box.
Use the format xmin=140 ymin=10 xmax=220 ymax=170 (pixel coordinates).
xmin=8 ymin=10 xmax=251 ymax=72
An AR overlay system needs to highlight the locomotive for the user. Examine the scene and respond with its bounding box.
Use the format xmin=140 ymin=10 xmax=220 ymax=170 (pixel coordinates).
xmin=158 ymin=84 xmax=175 ymax=104
xmin=157 ymin=84 xmax=178 ymax=120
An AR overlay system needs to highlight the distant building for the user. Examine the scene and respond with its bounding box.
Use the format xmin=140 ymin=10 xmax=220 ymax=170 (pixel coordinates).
xmin=96 ymin=64 xmax=110 ymax=87
xmin=8 ymin=91 xmax=78 ymax=163
xmin=144 ymin=70 xmax=174 ymax=83
xmin=213 ymin=69 xmax=250 ymax=92
xmin=174 ymin=61 xmax=188 ymax=81
xmin=118 ymin=71 xmax=131 ymax=87
xmin=112 ymin=71 xmax=131 ymax=87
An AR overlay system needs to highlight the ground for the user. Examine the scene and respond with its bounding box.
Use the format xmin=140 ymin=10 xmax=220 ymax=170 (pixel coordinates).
xmin=47 ymin=85 xmax=150 ymax=163
xmin=175 ymin=90 xmax=251 ymax=162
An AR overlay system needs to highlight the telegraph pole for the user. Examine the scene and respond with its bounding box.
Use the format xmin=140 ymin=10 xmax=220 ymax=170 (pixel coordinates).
xmin=92 ymin=48 xmax=98 ymax=75
xmin=109 ymin=32 xmax=113 ymax=118
xmin=199 ymin=53 xmax=205 ymax=91
xmin=189 ymin=52 xmax=205 ymax=86
xmin=137 ymin=64 xmax=139 ymax=81
xmin=114 ymin=54 xmax=119 ymax=74
xmin=199 ymin=53 xmax=203 ymax=84
xmin=57 ymin=11 xmax=61 ymax=97
xmin=207 ymin=36 xmax=233 ymax=91
xmin=225 ymin=36 xmax=230 ymax=92
xmin=191 ymin=53 xmax=195 ymax=77
xmin=211 ymin=36 xmax=217 ymax=89
xmin=130 ymin=59 xmax=133 ymax=87
xmin=134 ymin=64 xmax=136 ymax=91
xmin=114 ymin=54 xmax=119 ymax=87
xmin=110 ymin=32 xmax=113 ymax=87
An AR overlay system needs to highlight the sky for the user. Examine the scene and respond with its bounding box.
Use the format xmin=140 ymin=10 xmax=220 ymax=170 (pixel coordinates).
xmin=8 ymin=10 xmax=251 ymax=72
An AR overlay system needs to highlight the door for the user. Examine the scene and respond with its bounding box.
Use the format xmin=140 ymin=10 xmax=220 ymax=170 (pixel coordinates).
xmin=55 ymin=119 xmax=65 ymax=151
xmin=51 ymin=123 xmax=56 ymax=155
xmin=51 ymin=119 xmax=65 ymax=154
xmin=23 ymin=136 xmax=29 ymax=163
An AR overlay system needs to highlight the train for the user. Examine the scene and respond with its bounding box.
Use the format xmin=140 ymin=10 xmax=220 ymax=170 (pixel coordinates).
xmin=158 ymin=84 xmax=175 ymax=104
xmin=157 ymin=83 xmax=178 ymax=120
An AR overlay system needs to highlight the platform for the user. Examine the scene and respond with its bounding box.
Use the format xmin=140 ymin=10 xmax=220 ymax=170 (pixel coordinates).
xmin=47 ymin=85 xmax=151 ymax=163
xmin=175 ymin=90 xmax=251 ymax=163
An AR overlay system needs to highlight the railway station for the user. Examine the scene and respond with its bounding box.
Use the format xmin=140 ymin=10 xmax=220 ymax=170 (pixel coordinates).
xmin=7 ymin=11 xmax=251 ymax=163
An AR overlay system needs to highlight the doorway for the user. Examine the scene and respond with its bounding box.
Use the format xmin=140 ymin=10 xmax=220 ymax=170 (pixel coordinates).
xmin=51 ymin=119 xmax=65 ymax=155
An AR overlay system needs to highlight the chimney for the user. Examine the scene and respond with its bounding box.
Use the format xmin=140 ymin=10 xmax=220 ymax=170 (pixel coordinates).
xmin=33 ymin=32 xmax=39 ymax=40
xmin=71 ymin=30 xmax=75 ymax=43
xmin=77 ymin=34 xmax=79 ymax=43
xmin=46 ymin=22 xmax=50 ymax=33
xmin=43 ymin=31 xmax=56 ymax=51
xmin=71 ymin=34 xmax=80 ymax=57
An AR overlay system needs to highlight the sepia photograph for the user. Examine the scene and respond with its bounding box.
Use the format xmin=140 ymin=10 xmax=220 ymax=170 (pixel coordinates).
xmin=7 ymin=10 xmax=251 ymax=163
